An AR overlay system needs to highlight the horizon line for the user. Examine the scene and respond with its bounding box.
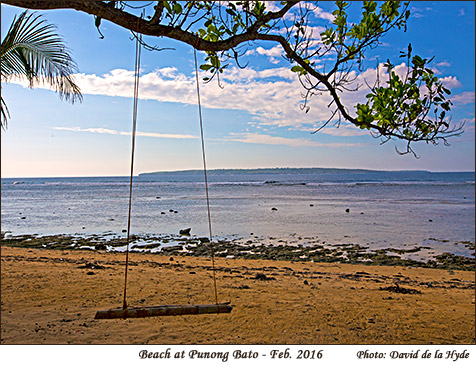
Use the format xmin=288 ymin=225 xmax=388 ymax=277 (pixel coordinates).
xmin=2 ymin=166 xmax=475 ymax=179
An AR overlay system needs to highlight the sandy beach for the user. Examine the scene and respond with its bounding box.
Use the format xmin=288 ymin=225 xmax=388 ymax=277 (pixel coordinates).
xmin=1 ymin=245 xmax=474 ymax=344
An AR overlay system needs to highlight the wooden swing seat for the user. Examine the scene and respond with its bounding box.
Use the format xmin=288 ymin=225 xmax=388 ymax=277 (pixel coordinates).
xmin=94 ymin=38 xmax=230 ymax=321
xmin=95 ymin=302 xmax=232 ymax=319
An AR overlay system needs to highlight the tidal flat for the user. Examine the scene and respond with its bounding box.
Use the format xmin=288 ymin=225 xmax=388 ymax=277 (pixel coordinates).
xmin=1 ymin=233 xmax=474 ymax=271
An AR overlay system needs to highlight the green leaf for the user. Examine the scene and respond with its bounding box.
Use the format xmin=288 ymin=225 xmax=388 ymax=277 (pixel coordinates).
xmin=163 ymin=1 xmax=172 ymax=13
xmin=291 ymin=65 xmax=304 ymax=72
xmin=173 ymin=3 xmax=183 ymax=14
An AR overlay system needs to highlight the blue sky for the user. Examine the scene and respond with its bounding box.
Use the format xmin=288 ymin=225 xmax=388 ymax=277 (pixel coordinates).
xmin=1 ymin=1 xmax=474 ymax=177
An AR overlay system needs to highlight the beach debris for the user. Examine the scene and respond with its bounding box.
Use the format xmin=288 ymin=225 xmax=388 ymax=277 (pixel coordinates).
xmin=379 ymin=283 xmax=421 ymax=294
xmin=255 ymin=273 xmax=267 ymax=280
xmin=254 ymin=273 xmax=275 ymax=281
xmin=78 ymin=262 xmax=106 ymax=270
xmin=179 ymin=228 xmax=191 ymax=236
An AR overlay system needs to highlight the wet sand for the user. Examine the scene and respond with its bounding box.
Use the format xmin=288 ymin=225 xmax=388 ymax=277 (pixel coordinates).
xmin=1 ymin=246 xmax=474 ymax=344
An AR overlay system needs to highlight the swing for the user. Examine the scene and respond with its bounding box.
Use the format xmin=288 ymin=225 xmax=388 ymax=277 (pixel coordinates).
xmin=94 ymin=34 xmax=232 ymax=320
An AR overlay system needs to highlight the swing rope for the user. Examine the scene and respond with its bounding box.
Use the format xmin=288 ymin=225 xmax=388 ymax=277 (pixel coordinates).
xmin=122 ymin=32 xmax=142 ymax=310
xmin=121 ymin=33 xmax=219 ymax=310
xmin=194 ymin=38 xmax=219 ymax=305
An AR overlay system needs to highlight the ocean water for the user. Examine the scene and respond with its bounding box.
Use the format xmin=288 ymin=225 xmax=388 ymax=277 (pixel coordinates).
xmin=1 ymin=168 xmax=475 ymax=257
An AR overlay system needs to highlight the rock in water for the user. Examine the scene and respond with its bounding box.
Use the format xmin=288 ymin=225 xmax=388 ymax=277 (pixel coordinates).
xmin=179 ymin=228 xmax=191 ymax=236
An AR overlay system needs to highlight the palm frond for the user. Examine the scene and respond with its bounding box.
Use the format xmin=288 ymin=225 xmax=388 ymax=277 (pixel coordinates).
xmin=1 ymin=95 xmax=11 ymax=130
xmin=1 ymin=11 xmax=82 ymax=129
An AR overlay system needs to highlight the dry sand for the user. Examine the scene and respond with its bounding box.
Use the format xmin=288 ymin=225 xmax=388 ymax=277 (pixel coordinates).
xmin=1 ymin=246 xmax=474 ymax=344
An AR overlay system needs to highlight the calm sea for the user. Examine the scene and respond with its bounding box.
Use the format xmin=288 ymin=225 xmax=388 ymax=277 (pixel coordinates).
xmin=1 ymin=168 xmax=474 ymax=257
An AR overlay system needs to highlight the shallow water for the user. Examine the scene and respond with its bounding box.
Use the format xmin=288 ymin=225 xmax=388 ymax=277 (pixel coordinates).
xmin=2 ymin=169 xmax=474 ymax=257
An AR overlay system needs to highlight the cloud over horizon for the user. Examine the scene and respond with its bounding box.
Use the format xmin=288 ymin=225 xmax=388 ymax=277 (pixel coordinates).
xmin=53 ymin=126 xmax=198 ymax=140
xmin=9 ymin=63 xmax=470 ymax=139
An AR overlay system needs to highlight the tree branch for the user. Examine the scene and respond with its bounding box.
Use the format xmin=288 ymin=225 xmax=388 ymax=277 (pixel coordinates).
xmin=149 ymin=1 xmax=163 ymax=25
xmin=3 ymin=0 xmax=298 ymax=53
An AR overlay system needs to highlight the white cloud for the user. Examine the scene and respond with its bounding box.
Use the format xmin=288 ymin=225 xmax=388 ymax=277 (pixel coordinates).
xmin=264 ymin=1 xmax=281 ymax=13
xmin=246 ymin=45 xmax=284 ymax=64
xmin=53 ymin=126 xmax=198 ymax=139
xmin=11 ymin=60 xmax=471 ymax=140
xmin=440 ymin=76 xmax=462 ymax=89
xmin=411 ymin=6 xmax=432 ymax=18
xmin=296 ymin=123 xmax=368 ymax=137
xmin=1 ymin=64 xmax=389 ymax=137
xmin=221 ymin=66 xmax=294 ymax=82
xmin=224 ymin=133 xmax=363 ymax=148
xmin=436 ymin=61 xmax=451 ymax=68
xmin=458 ymin=118 xmax=475 ymax=139
xmin=452 ymin=91 xmax=475 ymax=105
xmin=313 ymin=6 xmax=335 ymax=22
xmin=255 ymin=45 xmax=282 ymax=57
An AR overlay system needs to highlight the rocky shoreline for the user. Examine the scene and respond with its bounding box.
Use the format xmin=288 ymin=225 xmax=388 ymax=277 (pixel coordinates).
xmin=1 ymin=233 xmax=474 ymax=271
